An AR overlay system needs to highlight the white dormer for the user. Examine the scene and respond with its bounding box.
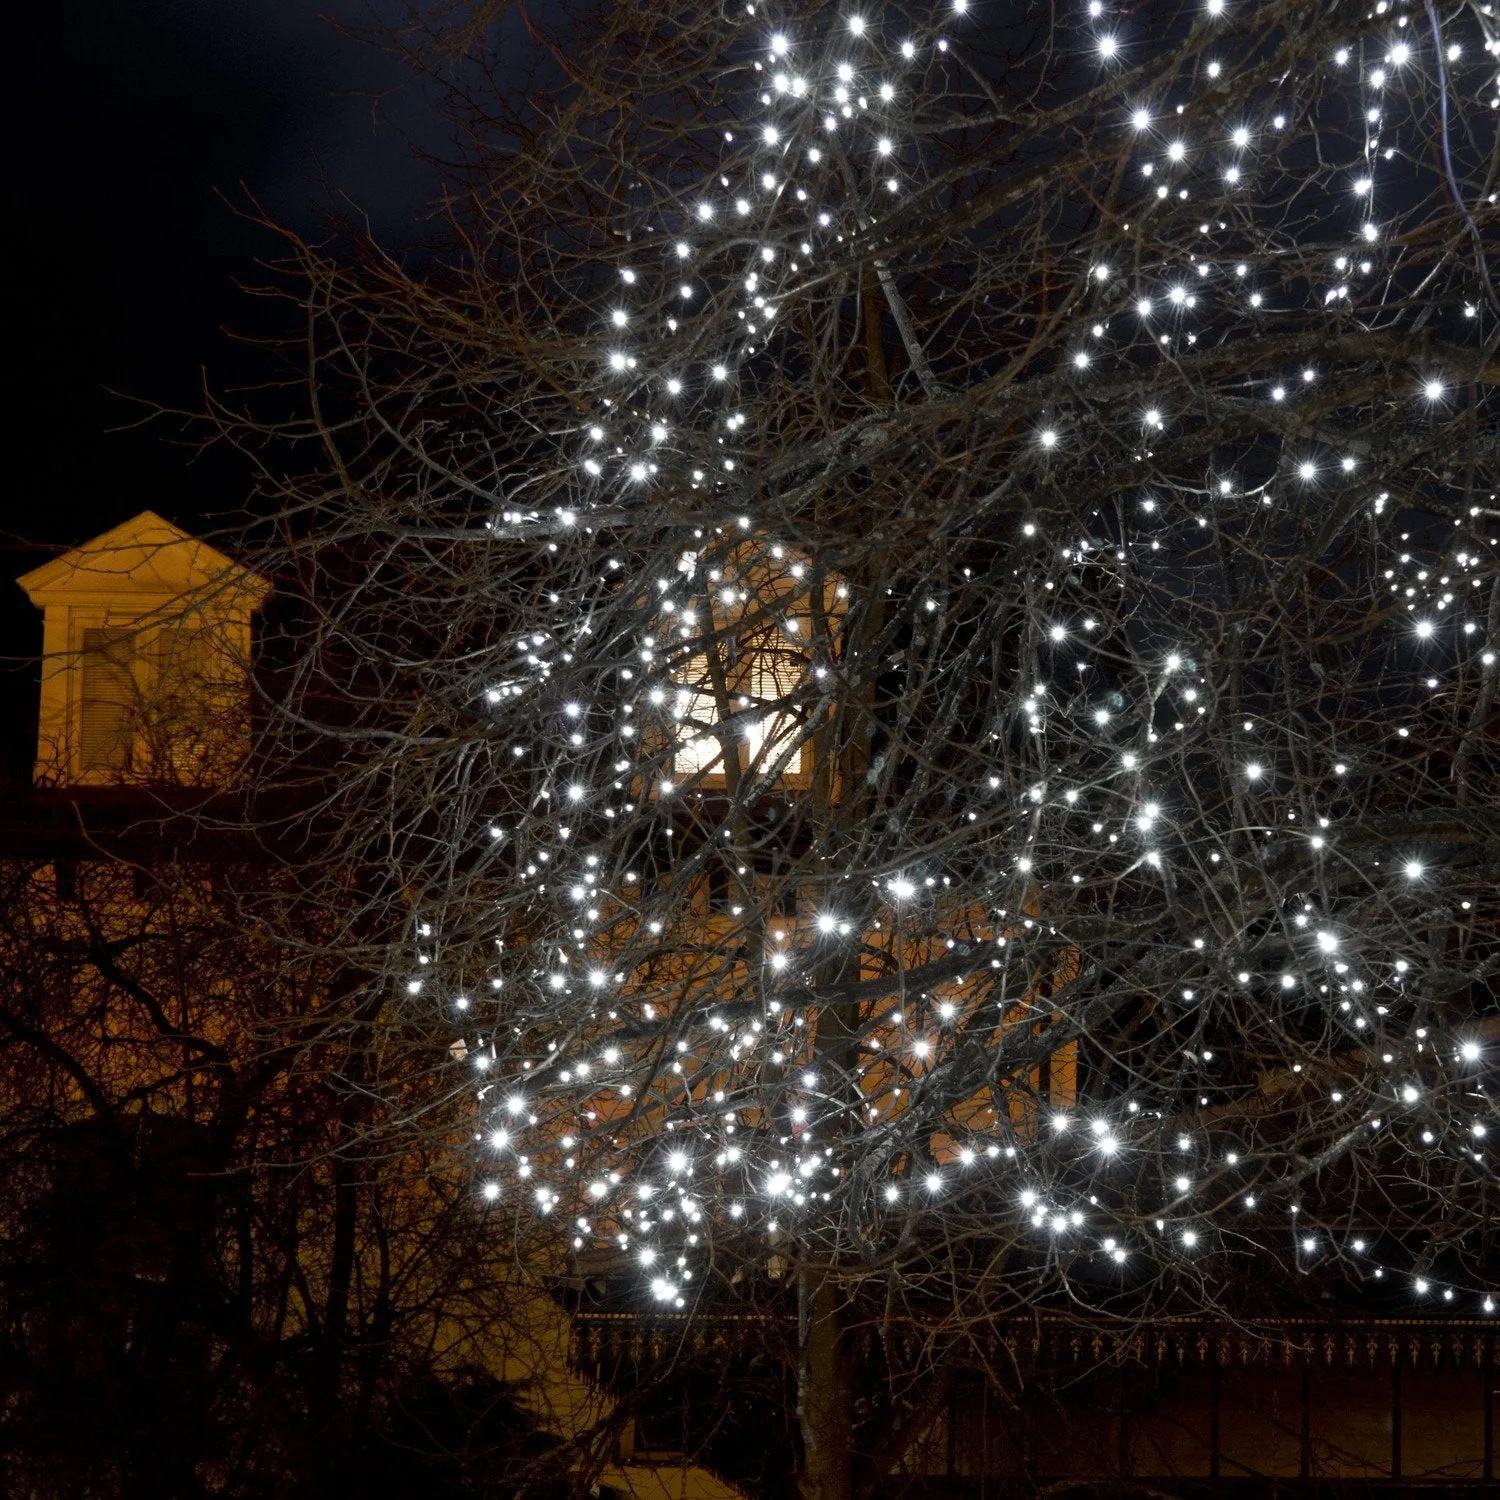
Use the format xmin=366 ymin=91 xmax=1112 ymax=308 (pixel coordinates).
xmin=17 ymin=511 xmax=270 ymax=787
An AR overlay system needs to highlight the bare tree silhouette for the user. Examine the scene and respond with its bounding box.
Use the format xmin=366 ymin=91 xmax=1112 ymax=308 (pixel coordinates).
xmin=204 ymin=1 xmax=1498 ymax=1493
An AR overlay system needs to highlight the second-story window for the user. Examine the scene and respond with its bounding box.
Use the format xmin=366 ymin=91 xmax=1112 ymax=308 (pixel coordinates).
xmin=667 ymin=549 xmax=840 ymax=790
xmin=79 ymin=626 xmax=137 ymax=773
xmin=672 ymin=623 xmax=809 ymax=783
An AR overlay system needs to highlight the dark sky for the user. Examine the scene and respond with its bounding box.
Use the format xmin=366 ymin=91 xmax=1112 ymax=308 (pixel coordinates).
xmin=6 ymin=0 xmax=444 ymax=776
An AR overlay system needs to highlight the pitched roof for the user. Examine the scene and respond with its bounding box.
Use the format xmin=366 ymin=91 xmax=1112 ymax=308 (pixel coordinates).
xmin=16 ymin=511 xmax=269 ymax=607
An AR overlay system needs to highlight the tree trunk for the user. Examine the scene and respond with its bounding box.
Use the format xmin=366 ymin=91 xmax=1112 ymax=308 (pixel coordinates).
xmin=798 ymin=1265 xmax=855 ymax=1500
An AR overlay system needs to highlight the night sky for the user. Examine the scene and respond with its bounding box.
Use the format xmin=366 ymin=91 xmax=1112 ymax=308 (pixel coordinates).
xmin=6 ymin=1 xmax=444 ymax=778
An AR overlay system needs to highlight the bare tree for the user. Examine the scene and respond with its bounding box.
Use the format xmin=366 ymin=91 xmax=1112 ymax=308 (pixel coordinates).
xmin=0 ymin=842 xmax=580 ymax=1499
xmin=216 ymin=1 xmax=1499 ymax=1494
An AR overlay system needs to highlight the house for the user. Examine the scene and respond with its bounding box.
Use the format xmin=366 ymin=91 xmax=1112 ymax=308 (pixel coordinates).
xmin=543 ymin=542 xmax=1498 ymax=1494
xmin=6 ymin=515 xmax=1489 ymax=1495
xmin=2 ymin=512 xmax=746 ymax=1497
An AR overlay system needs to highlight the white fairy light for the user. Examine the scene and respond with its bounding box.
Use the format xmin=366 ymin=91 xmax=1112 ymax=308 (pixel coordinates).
xmin=392 ymin=0 xmax=1500 ymax=1349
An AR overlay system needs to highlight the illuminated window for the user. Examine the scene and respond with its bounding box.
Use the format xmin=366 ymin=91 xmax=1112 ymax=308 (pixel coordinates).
xmin=672 ymin=620 xmax=811 ymax=783
xmin=661 ymin=545 xmax=842 ymax=791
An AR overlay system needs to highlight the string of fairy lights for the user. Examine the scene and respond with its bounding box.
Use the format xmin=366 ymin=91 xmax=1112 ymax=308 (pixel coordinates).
xmin=420 ymin=1 xmax=1499 ymax=1316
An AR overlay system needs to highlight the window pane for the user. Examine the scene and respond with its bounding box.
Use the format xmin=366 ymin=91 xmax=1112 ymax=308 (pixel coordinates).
xmin=79 ymin=627 xmax=134 ymax=771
